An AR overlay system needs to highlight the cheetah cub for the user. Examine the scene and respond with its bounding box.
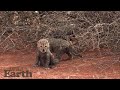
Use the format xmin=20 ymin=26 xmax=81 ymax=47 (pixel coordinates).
xmin=34 ymin=39 xmax=59 ymax=69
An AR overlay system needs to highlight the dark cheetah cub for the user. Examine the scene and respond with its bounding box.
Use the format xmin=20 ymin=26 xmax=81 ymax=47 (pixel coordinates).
xmin=34 ymin=39 xmax=59 ymax=69
xmin=47 ymin=38 xmax=82 ymax=62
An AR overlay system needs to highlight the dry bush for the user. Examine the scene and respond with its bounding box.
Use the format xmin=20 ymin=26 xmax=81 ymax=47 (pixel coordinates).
xmin=0 ymin=11 xmax=119 ymax=56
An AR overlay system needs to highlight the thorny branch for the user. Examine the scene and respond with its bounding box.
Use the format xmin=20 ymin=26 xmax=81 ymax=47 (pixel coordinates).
xmin=0 ymin=11 xmax=119 ymax=55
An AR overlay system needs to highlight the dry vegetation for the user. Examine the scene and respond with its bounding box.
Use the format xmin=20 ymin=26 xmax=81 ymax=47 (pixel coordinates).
xmin=0 ymin=11 xmax=119 ymax=54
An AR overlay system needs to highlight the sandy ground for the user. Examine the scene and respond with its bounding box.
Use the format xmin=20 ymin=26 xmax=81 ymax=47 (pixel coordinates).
xmin=0 ymin=49 xmax=120 ymax=79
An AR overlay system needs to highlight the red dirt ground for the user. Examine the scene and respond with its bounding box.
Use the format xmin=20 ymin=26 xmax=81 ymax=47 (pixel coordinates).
xmin=0 ymin=49 xmax=120 ymax=79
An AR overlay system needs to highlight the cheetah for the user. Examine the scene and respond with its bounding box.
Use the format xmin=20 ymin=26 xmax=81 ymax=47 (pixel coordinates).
xmin=34 ymin=39 xmax=59 ymax=69
xmin=46 ymin=38 xmax=82 ymax=61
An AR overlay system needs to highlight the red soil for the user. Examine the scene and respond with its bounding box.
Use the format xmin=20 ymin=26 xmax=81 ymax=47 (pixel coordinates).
xmin=0 ymin=49 xmax=120 ymax=79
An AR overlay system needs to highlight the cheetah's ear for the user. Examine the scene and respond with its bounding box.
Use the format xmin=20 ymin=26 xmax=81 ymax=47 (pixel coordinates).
xmin=37 ymin=40 xmax=40 ymax=44
xmin=37 ymin=41 xmax=41 ymax=47
xmin=47 ymin=43 xmax=50 ymax=48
